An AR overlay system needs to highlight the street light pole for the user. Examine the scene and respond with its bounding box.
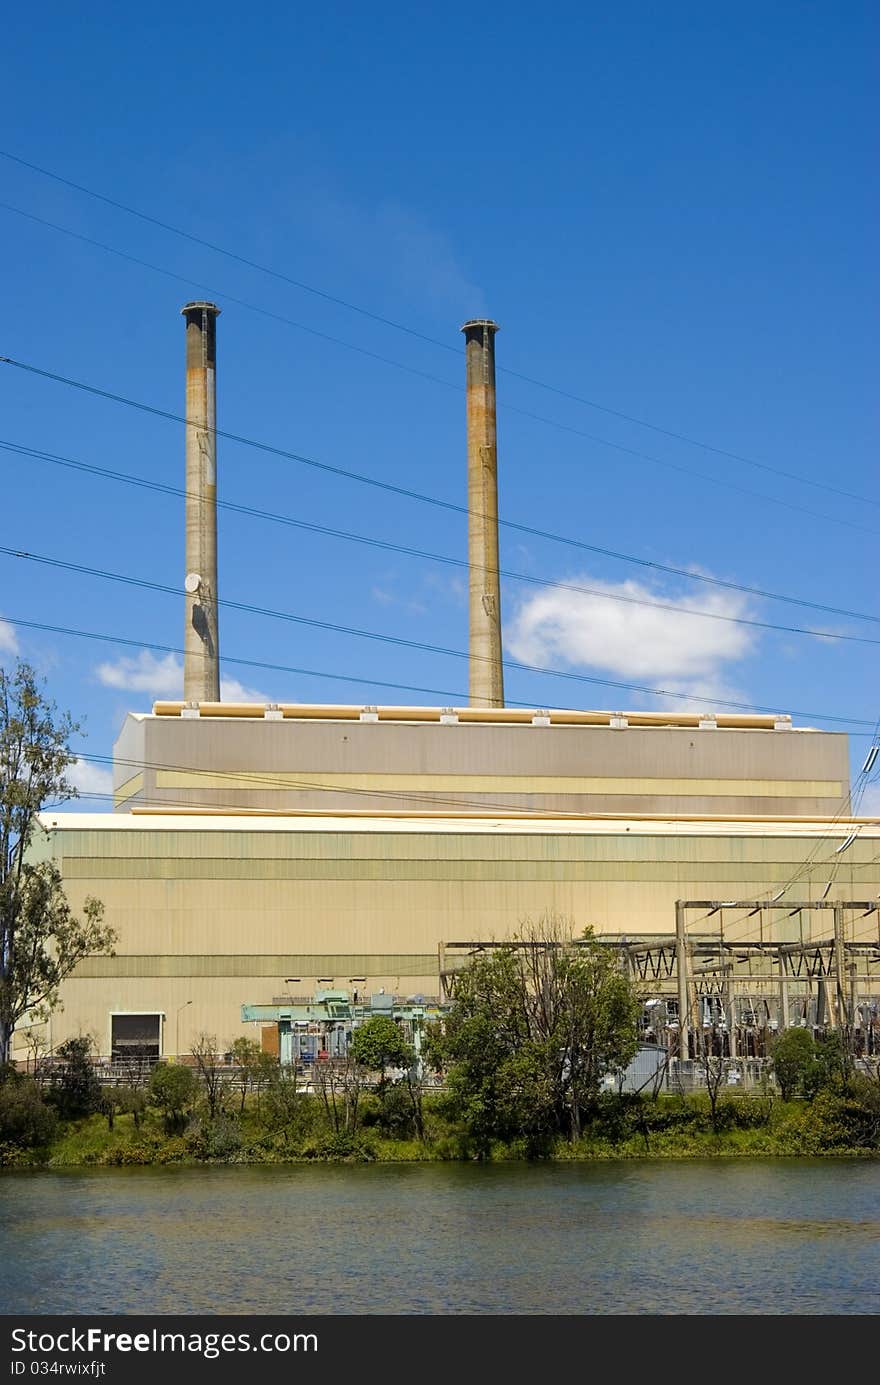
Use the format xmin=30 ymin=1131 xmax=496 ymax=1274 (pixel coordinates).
xmin=176 ymin=1000 xmax=193 ymax=1059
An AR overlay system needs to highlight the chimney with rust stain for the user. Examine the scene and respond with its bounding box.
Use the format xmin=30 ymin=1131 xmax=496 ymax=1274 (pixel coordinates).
xmin=461 ymin=318 xmax=504 ymax=707
xmin=181 ymin=301 xmax=221 ymax=703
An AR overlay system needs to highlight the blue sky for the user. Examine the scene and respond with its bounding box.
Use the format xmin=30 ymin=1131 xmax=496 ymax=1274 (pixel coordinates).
xmin=0 ymin=2 xmax=876 ymax=810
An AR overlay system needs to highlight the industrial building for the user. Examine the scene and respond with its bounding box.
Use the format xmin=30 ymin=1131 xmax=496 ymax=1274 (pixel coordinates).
xmin=28 ymin=793 xmax=880 ymax=1061
xmin=16 ymin=305 xmax=880 ymax=1065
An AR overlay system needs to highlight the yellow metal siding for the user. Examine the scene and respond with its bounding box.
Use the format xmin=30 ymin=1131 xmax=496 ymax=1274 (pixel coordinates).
xmin=59 ymin=851 xmax=880 ymax=883
xmin=34 ymin=815 xmax=880 ymax=1054
xmin=73 ymin=954 xmax=438 ymax=977
xmin=113 ymin=773 xmax=144 ymax=808
xmin=154 ymin=769 xmax=843 ymax=798
xmin=55 ymin=829 xmax=879 ymax=864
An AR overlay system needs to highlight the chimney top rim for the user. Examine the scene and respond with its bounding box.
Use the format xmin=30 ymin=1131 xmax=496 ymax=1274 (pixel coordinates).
xmin=181 ymin=301 xmax=222 ymax=317
xmin=460 ymin=318 xmax=499 ymax=333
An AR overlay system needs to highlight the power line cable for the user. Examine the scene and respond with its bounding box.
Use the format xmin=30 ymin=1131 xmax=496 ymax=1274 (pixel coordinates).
xmin=53 ymin=745 xmax=880 ymax=826
xmin=0 ymin=151 xmax=454 ymax=352
xmin=55 ymin=781 xmax=880 ymax=832
xmin=770 ymin=720 xmax=880 ymax=904
xmin=1 ymin=615 xmax=518 ymax=707
xmin=1 ymin=611 xmax=875 ymax=726
xmin=3 ymin=357 xmax=880 ymax=631
xmin=1 ymin=148 xmax=874 ymax=514
xmin=0 ymin=202 xmax=462 ymax=396
xmin=686 ymin=729 xmax=880 ymax=940
xmin=670 ymin=703 xmax=880 ymax=937
xmin=2 ymin=199 xmax=877 ymax=539
xmin=47 ymin=748 xmax=880 ymax=924
xmin=2 ymin=465 xmax=879 ymax=649
xmin=69 ymin=751 xmax=605 ymax=820
xmin=16 ymin=539 xmax=814 ymax=701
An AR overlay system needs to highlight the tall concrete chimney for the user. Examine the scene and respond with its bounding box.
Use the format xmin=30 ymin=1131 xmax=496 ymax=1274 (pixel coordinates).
xmin=181 ymin=301 xmax=221 ymax=703
xmin=461 ymin=318 xmax=504 ymax=707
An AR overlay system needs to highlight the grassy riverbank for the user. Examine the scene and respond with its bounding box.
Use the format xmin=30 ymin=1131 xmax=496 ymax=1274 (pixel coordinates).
xmin=4 ymin=1088 xmax=879 ymax=1167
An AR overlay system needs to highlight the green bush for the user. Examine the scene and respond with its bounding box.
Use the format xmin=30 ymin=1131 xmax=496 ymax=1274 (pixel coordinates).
xmin=99 ymin=1085 xmax=146 ymax=1131
xmin=149 ymin=1062 xmax=197 ymax=1133
xmin=115 ymin=1086 xmax=147 ymax=1127
xmin=0 ymin=1076 xmax=57 ymax=1149
xmin=185 ymin=1116 xmax=244 ymax=1161
xmin=368 ymin=1081 xmax=421 ymax=1139
xmin=771 ymin=1027 xmax=817 ymax=1100
xmin=587 ymin=1092 xmax=645 ymax=1142
xmin=357 ymin=1093 xmax=382 ymax=1126
xmin=807 ymin=1087 xmax=880 ymax=1151
xmin=102 ymin=1134 xmax=185 ymax=1166
xmin=300 ymin=1130 xmax=376 ymax=1161
xmin=712 ymin=1095 xmax=774 ymax=1131
xmin=261 ymin=1072 xmax=313 ymax=1138
xmin=641 ymin=1098 xmax=704 ymax=1133
xmin=811 ymin=1033 xmax=850 ymax=1093
xmin=46 ymin=1038 xmax=101 ymax=1120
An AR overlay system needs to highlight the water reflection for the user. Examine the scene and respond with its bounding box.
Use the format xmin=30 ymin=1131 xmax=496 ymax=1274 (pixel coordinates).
xmin=1 ymin=1161 xmax=878 ymax=1314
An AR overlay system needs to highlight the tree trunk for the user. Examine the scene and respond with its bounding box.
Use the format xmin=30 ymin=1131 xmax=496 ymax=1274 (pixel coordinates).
xmin=0 ymin=1019 xmax=13 ymax=1069
xmin=570 ymin=1097 xmax=581 ymax=1141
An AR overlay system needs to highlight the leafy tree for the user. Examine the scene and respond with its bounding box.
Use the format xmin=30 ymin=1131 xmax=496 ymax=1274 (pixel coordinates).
xmin=771 ymin=1027 xmax=817 ymax=1101
xmin=769 ymin=1028 xmax=850 ymax=1102
xmin=102 ymin=1085 xmax=146 ymax=1131
xmin=347 ymin=1017 xmax=422 ymax=1139
xmin=47 ymin=1036 xmax=102 ymax=1119
xmin=118 ymin=1085 xmax=146 ymax=1129
xmin=0 ymin=1072 xmax=57 ymax=1148
xmin=0 ymin=661 xmax=115 ymax=1064
xmin=149 ymin=1062 xmax=197 ymax=1133
xmin=350 ymin=1015 xmax=413 ymax=1084
xmin=429 ymin=915 xmax=641 ymax=1154
xmin=812 ymin=1031 xmax=851 ymax=1093
xmin=806 ymin=1086 xmax=880 ymax=1151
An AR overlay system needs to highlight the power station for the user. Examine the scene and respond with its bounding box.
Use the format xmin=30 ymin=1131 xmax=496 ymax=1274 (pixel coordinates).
xmin=18 ymin=304 xmax=880 ymax=1067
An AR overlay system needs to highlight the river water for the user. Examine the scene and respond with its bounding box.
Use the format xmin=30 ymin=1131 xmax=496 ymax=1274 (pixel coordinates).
xmin=1 ymin=1161 xmax=878 ymax=1315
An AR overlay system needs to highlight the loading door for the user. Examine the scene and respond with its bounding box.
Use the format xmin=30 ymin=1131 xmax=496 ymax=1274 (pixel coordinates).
xmin=111 ymin=1013 xmax=161 ymax=1060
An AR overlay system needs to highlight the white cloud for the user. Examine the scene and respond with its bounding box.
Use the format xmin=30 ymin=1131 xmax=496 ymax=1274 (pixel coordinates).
xmin=96 ymin=651 xmax=183 ymax=697
xmin=67 ymin=759 xmax=113 ymax=797
xmin=219 ymin=675 xmax=271 ymax=703
xmin=95 ymin=651 xmax=270 ymax=704
xmin=0 ymin=617 xmax=19 ymax=656
xmin=505 ymin=574 xmax=755 ymax=708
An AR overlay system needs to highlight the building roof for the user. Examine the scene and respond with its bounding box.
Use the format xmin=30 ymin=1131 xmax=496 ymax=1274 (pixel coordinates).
xmin=38 ymin=812 xmax=880 ymax=838
xmin=148 ymin=702 xmax=817 ymax=731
